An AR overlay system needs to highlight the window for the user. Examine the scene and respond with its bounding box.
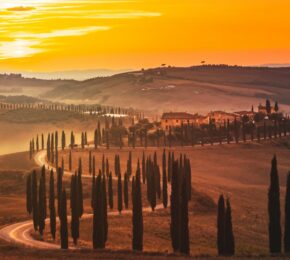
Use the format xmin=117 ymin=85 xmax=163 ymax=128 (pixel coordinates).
xmin=165 ymin=119 xmax=168 ymax=123
xmin=176 ymin=120 xmax=179 ymax=123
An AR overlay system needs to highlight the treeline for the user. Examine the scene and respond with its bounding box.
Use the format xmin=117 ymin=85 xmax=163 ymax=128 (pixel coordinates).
xmin=29 ymin=118 xmax=290 ymax=157
xmin=0 ymin=101 xmax=139 ymax=118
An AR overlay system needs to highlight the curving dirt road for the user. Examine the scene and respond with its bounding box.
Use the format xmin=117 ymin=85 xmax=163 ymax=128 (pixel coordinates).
xmin=0 ymin=149 xmax=169 ymax=249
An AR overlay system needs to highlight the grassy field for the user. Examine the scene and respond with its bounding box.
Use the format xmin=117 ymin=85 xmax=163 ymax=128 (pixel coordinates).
xmin=0 ymin=137 xmax=290 ymax=258
xmin=51 ymin=137 xmax=290 ymax=255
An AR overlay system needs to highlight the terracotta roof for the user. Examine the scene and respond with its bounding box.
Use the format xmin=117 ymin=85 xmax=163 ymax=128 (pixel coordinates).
xmin=161 ymin=112 xmax=196 ymax=120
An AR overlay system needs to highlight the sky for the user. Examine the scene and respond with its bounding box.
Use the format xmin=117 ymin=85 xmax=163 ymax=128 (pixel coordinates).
xmin=0 ymin=0 xmax=290 ymax=72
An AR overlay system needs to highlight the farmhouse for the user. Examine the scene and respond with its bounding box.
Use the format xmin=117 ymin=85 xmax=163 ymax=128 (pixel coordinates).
xmin=206 ymin=111 xmax=238 ymax=126
xmin=161 ymin=112 xmax=203 ymax=130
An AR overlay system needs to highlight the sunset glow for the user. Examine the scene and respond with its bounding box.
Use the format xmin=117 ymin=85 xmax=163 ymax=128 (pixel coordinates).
xmin=1 ymin=0 xmax=290 ymax=71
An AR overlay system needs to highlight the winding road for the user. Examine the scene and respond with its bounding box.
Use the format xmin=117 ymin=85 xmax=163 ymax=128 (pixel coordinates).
xmin=0 ymin=149 xmax=169 ymax=249
xmin=1 ymin=133 xmax=289 ymax=249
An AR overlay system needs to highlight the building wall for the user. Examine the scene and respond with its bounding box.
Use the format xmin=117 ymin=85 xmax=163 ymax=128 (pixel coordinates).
xmin=161 ymin=118 xmax=196 ymax=130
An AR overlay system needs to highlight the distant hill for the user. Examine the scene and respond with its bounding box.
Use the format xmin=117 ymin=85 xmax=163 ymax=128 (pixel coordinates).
xmin=1 ymin=65 xmax=290 ymax=114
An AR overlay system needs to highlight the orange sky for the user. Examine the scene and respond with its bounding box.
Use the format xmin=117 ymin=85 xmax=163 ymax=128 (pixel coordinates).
xmin=0 ymin=0 xmax=290 ymax=71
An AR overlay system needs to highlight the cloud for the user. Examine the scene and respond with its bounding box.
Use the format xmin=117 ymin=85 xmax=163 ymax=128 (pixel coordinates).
xmin=12 ymin=26 xmax=111 ymax=39
xmin=6 ymin=6 xmax=35 ymax=12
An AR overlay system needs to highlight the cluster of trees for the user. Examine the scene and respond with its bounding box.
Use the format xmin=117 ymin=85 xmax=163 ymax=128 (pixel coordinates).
xmin=268 ymin=155 xmax=290 ymax=254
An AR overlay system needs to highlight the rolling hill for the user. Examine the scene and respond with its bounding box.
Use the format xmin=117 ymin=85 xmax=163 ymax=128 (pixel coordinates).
xmin=1 ymin=65 xmax=290 ymax=114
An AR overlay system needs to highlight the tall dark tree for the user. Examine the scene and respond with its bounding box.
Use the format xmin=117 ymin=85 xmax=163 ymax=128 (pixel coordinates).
xmin=102 ymin=173 xmax=108 ymax=243
xmin=41 ymin=133 xmax=44 ymax=150
xmin=108 ymin=172 xmax=113 ymax=209
xmin=162 ymin=152 xmax=168 ymax=208
xmin=47 ymin=134 xmax=51 ymax=161
xmin=94 ymin=129 xmax=98 ymax=149
xmin=142 ymin=151 xmax=146 ymax=184
xmin=69 ymin=150 xmax=72 ymax=171
xmin=217 ymin=194 xmax=226 ymax=255
xmin=31 ymin=170 xmax=39 ymax=231
xmin=225 ymin=198 xmax=235 ymax=256
xmin=91 ymin=170 xmax=96 ymax=209
xmin=61 ymin=130 xmax=66 ymax=150
xmin=274 ymin=101 xmax=279 ymax=113
xmin=49 ymin=170 xmax=56 ymax=240
xmin=284 ymin=172 xmax=290 ymax=253
xmin=132 ymin=163 xmax=143 ymax=251
xmin=118 ymin=173 xmax=123 ymax=214
xmin=170 ymin=161 xmax=179 ymax=252
xmin=60 ymin=189 xmax=68 ymax=249
xmin=266 ymin=99 xmax=272 ymax=114
xmin=179 ymin=176 xmax=190 ymax=255
xmin=124 ymin=173 xmax=129 ymax=209
xmin=77 ymin=161 xmax=84 ymax=218
xmin=70 ymin=174 xmax=79 ymax=245
xmin=70 ymin=131 xmax=75 ymax=149
xmin=57 ymin=167 xmax=63 ymax=217
xmin=89 ymin=151 xmax=92 ymax=175
xmin=93 ymin=173 xmax=105 ymax=249
xmin=26 ymin=173 xmax=32 ymax=214
xmin=38 ymin=171 xmax=46 ymax=236
xmin=268 ymin=155 xmax=281 ymax=254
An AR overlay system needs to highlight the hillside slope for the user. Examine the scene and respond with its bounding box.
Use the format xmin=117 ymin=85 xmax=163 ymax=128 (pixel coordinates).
xmin=2 ymin=66 xmax=290 ymax=114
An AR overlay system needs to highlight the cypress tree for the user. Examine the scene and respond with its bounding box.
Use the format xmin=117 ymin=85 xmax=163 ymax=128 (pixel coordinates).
xmin=38 ymin=173 xmax=45 ymax=236
xmin=89 ymin=151 xmax=92 ymax=175
xmin=106 ymin=158 xmax=109 ymax=177
xmin=51 ymin=133 xmax=54 ymax=164
xmin=142 ymin=151 xmax=146 ymax=184
xmin=57 ymin=167 xmax=63 ymax=217
xmin=170 ymin=161 xmax=179 ymax=252
xmin=32 ymin=170 xmax=39 ymax=231
xmin=102 ymin=173 xmax=108 ymax=243
xmin=162 ymin=154 xmax=168 ymax=208
xmin=127 ymin=151 xmax=132 ymax=177
xmin=118 ymin=173 xmax=123 ymax=214
xmin=69 ymin=150 xmax=72 ymax=171
xmin=41 ymin=165 xmax=47 ymax=217
xmin=168 ymin=151 xmax=172 ymax=183
xmin=284 ymin=172 xmax=290 ymax=253
xmin=36 ymin=135 xmax=39 ymax=151
xmin=150 ymin=163 xmax=156 ymax=211
xmin=93 ymin=173 xmax=105 ymax=249
xmin=132 ymin=163 xmax=143 ymax=251
xmin=47 ymin=134 xmax=51 ymax=161
xmin=26 ymin=173 xmax=32 ymax=214
xmin=41 ymin=133 xmax=44 ymax=150
xmin=49 ymin=170 xmax=56 ymax=240
xmin=77 ymin=163 xmax=83 ymax=218
xmin=91 ymin=170 xmax=96 ymax=209
xmin=124 ymin=173 xmax=129 ymax=209
xmin=70 ymin=131 xmax=75 ymax=149
xmin=179 ymin=175 xmax=190 ymax=255
xmin=217 ymin=194 xmax=226 ymax=255
xmin=60 ymin=189 xmax=68 ymax=249
xmin=70 ymin=174 xmax=79 ymax=245
xmin=225 ymin=198 xmax=235 ymax=256
xmin=108 ymin=172 xmax=113 ymax=209
xmin=61 ymin=130 xmax=66 ymax=150
xmin=268 ymin=155 xmax=281 ymax=254
xmin=94 ymin=129 xmax=98 ymax=149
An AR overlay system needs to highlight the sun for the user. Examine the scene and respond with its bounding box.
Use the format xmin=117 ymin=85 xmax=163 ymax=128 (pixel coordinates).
xmin=0 ymin=0 xmax=57 ymax=9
